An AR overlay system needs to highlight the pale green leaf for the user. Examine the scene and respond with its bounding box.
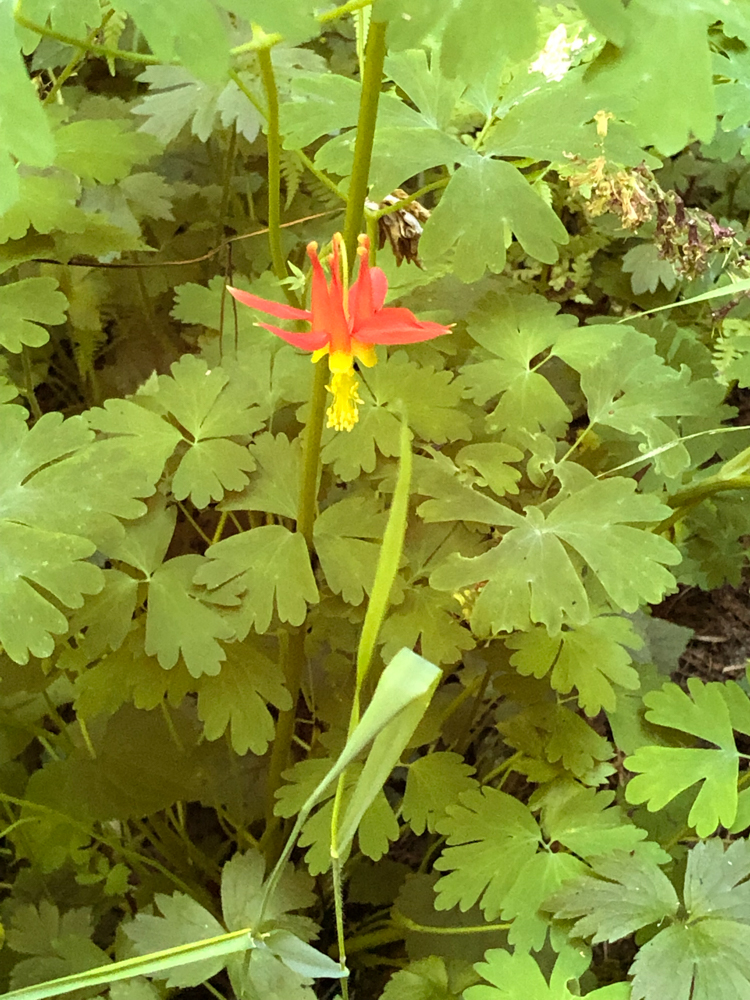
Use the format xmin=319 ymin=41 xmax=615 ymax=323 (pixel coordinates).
xmin=136 ymin=354 xmax=262 ymax=508
xmin=485 ymin=67 xmax=656 ymax=168
xmin=196 ymin=637 xmax=291 ymax=755
xmin=17 ymin=0 xmax=101 ymax=41
xmin=434 ymin=787 xmax=541 ymax=918
xmin=0 ymin=277 xmax=67 ymax=353
xmin=222 ymin=432 xmax=300 ymax=518
xmin=432 ymin=477 xmax=678 ymax=635
xmin=356 ymin=788 xmax=400 ymax=863
xmin=54 ymin=120 xmax=159 ymax=184
xmin=0 ymin=2 xmax=55 ymax=169
xmin=274 ymin=757 xmax=390 ymax=875
xmin=58 ymin=568 xmax=139 ymax=672
xmin=107 ymin=502 xmax=176 ymax=578
xmin=195 ymin=525 xmax=319 ymax=635
xmin=145 ymin=554 xmax=234 ymax=677
xmin=554 ymin=325 xmax=724 ymax=478
xmin=460 ymin=293 xmax=578 ymax=438
xmin=321 ymin=354 xmax=471 ymax=480
xmin=385 ymin=49 xmax=464 ymax=131
xmin=537 ymin=781 xmax=649 ymax=858
xmin=635 ymin=837 xmax=750 ymax=1000
xmin=0 ymin=407 xmax=108 ymax=663
xmin=134 ymin=66 xmax=261 ymax=143
xmin=500 ymin=851 xmax=586 ymax=952
xmin=545 ymin=850 xmax=679 ymax=943
xmin=316 ymin=126 xmax=471 ymax=203
xmin=625 ymin=679 xmax=748 ymax=837
xmin=414 ymin=452 xmax=517 ymax=525
xmin=498 ymin=703 xmax=614 ymax=782
xmin=314 ymin=496 xmax=387 ymax=605
xmin=587 ymin=0 xmax=715 ymax=155
xmin=380 ymin=956 xmax=459 ymax=1000
xmin=220 ymin=847 xmax=316 ymax=936
xmin=86 ymin=398 xmax=183 ymax=488
xmin=402 ymin=753 xmax=477 ymax=835
xmin=577 ymin=0 xmax=627 ymax=44
xmin=420 ymin=154 xmax=569 ymax=282
xmin=0 ymin=173 xmax=83 ymax=243
xmin=683 ymin=838 xmax=750 ymax=922
xmin=455 ymin=442 xmax=523 ymax=498
xmin=112 ymin=0 xmax=230 ymax=82
xmin=379 ymin=585 xmax=476 ymax=667
xmin=440 ymin=0 xmax=537 ymax=87
xmin=217 ymin=0 xmax=319 ymax=45
xmin=7 ymin=900 xmax=110 ymax=993
xmin=1 ymin=408 xmax=152 ymax=547
xmin=630 ymin=920 xmax=750 ymax=1000
xmin=467 ymin=947 xmax=624 ymax=1000
xmin=376 ymin=0 xmax=454 ymax=50
xmin=118 ymin=172 xmax=175 ymax=223
xmin=623 ymin=244 xmax=678 ymax=295
xmin=228 ymin=948 xmax=315 ymax=1000
xmin=279 ymin=72 xmax=415 ymax=149
xmin=506 ymin=615 xmax=642 ymax=716
xmin=7 ymin=901 xmax=93 ymax=957
xmin=110 ymin=979 xmax=161 ymax=1000
xmin=263 ymin=929 xmax=346 ymax=980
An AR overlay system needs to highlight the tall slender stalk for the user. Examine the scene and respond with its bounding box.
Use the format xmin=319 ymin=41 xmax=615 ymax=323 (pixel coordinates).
xmin=342 ymin=19 xmax=388 ymax=262
xmin=261 ymin=20 xmax=389 ymax=869
xmin=256 ymin=46 xmax=286 ymax=282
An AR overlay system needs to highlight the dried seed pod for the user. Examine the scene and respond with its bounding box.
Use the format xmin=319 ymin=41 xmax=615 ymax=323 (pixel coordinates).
xmin=366 ymin=189 xmax=431 ymax=267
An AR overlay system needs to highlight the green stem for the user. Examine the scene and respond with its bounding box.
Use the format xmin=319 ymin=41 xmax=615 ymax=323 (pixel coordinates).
xmin=230 ymin=0 xmax=375 ymax=57
xmin=257 ymin=47 xmax=287 ymax=283
xmin=658 ymin=474 xmax=750 ymax=533
xmin=667 ymin=473 xmax=750 ymax=509
xmin=261 ymin=361 xmax=327 ymax=859
xmin=353 ymin=418 xmax=412 ymax=723
xmin=341 ymin=18 xmax=388 ymax=261
xmin=230 ymin=34 xmax=283 ymax=57
xmin=331 ymin=845 xmax=348 ymax=991
xmin=204 ymin=983 xmax=229 ymax=1000
xmin=19 ymin=0 xmax=376 ymax=69
xmin=261 ymin=9 xmax=388 ymax=917
xmin=176 ymin=500 xmax=212 ymax=545
xmin=481 ymin=751 xmax=523 ymax=787
xmin=296 ymin=362 xmax=329 ymax=548
xmin=395 ymin=914 xmax=512 ymax=935
xmin=319 ymin=0 xmax=374 ymax=23
xmin=14 ymin=9 xmax=164 ymax=65
xmin=295 ymin=148 xmax=347 ymax=202
xmin=230 ymin=68 xmax=346 ymax=205
xmin=228 ymin=68 xmax=265 ymax=116
xmin=216 ymin=124 xmax=237 ymax=247
xmin=211 ymin=511 xmax=228 ymax=545
xmin=345 ymin=916 xmax=511 ymax=954
xmin=21 ymin=346 xmax=42 ymax=420
xmin=42 ymin=9 xmax=115 ymax=105
xmin=365 ymin=177 xmax=450 ymax=218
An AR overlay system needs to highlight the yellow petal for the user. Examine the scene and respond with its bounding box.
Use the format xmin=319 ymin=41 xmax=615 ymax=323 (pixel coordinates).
xmin=326 ymin=369 xmax=364 ymax=432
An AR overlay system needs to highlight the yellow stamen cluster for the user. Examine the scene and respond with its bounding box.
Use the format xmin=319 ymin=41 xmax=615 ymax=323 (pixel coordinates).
xmin=326 ymin=369 xmax=364 ymax=432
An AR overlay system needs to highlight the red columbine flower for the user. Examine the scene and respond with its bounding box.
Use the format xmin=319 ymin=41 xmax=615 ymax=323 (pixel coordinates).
xmin=227 ymin=233 xmax=451 ymax=431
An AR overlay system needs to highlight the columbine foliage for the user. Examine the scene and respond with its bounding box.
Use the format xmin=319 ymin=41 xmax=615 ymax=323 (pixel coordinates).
xmin=4 ymin=3 xmax=750 ymax=1000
